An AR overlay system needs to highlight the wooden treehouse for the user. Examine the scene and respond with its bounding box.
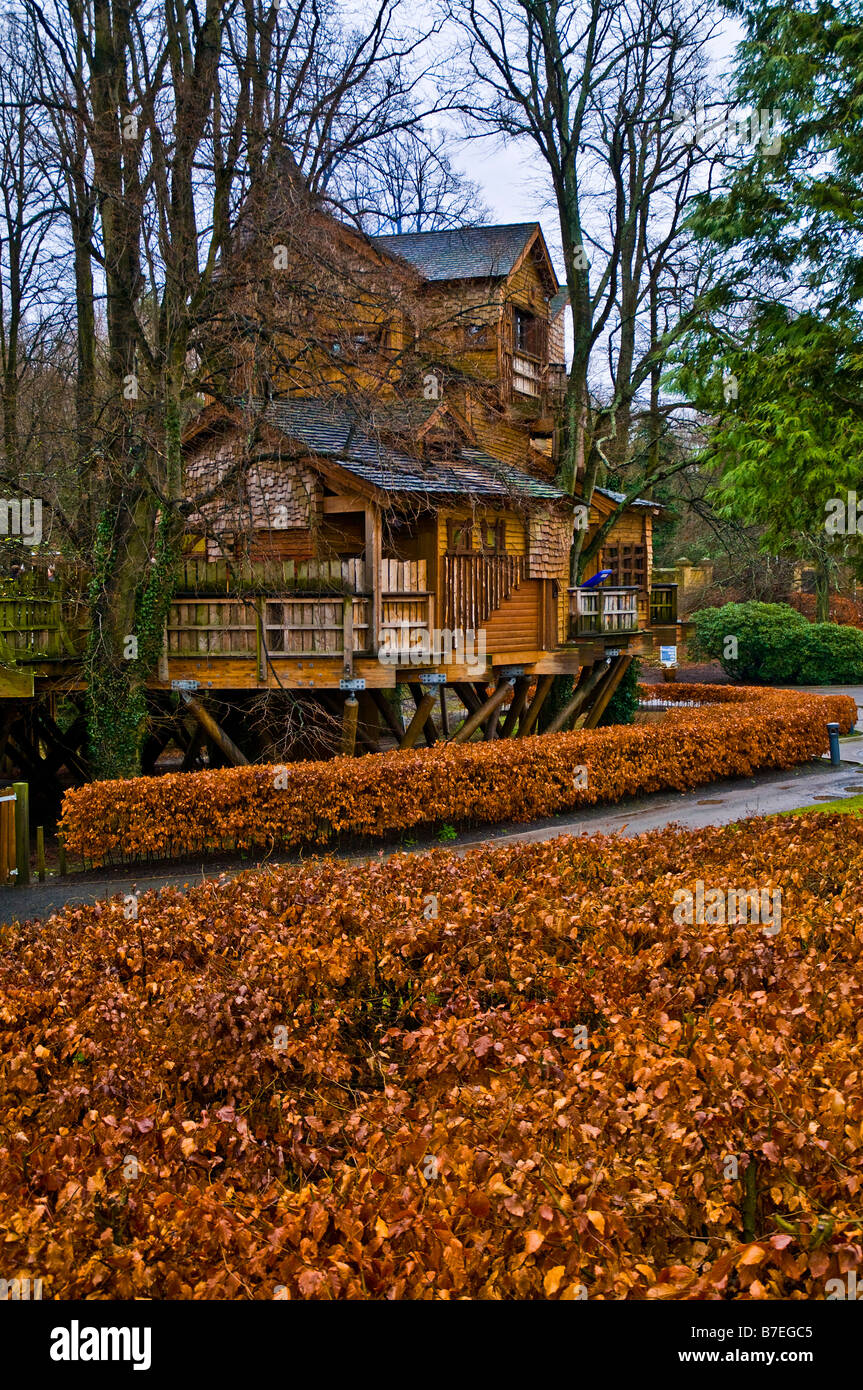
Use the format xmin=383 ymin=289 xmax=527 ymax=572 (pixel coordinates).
xmin=0 ymin=220 xmax=677 ymax=789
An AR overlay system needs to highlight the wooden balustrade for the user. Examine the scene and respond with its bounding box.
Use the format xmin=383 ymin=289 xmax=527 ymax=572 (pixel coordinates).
xmin=442 ymin=553 xmax=525 ymax=632
xmin=568 ymin=585 xmax=640 ymax=637
xmin=166 ymin=595 xmax=371 ymax=658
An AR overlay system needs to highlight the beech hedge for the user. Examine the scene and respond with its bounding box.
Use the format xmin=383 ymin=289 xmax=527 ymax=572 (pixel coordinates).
xmin=57 ymin=684 xmax=857 ymax=866
xmin=3 ymin=815 xmax=863 ymax=1298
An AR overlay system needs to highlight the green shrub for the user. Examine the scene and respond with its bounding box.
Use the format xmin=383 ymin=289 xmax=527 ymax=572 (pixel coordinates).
xmin=690 ymin=601 xmax=863 ymax=684
xmin=796 ymin=622 xmax=863 ymax=684
xmin=598 ymin=657 xmax=641 ymax=726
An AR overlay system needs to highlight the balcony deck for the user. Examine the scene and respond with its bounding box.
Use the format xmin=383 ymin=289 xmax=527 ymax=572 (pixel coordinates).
xmin=0 ymin=562 xmax=677 ymax=694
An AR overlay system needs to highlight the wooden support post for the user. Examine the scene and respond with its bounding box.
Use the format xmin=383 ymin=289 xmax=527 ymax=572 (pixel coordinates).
xmin=452 ymin=681 xmax=483 ymax=716
xmin=439 ymin=684 xmax=449 ymax=737
xmin=582 ymin=654 xmax=632 ymax=729
xmin=545 ymin=662 xmax=608 ymax=733
xmin=341 ymin=696 xmax=359 ymax=756
xmin=36 ymin=826 xmax=45 ymax=882
xmin=0 ymin=797 xmax=11 ymax=882
xmin=6 ymin=794 xmax=15 ymax=879
xmin=500 ymin=676 xmax=531 ymax=738
xmin=369 ymin=688 xmax=405 ymax=743
xmin=13 ymin=781 xmax=29 ymax=886
xmin=358 ymin=692 xmax=381 ymax=751
xmin=410 ymin=683 xmax=438 ymax=746
xmin=448 ymin=678 xmax=514 ymax=744
xmin=518 ymin=675 xmax=554 ymax=738
xmin=183 ymin=696 xmax=249 ymax=766
xmin=400 ymin=692 xmax=437 ymax=750
xmin=181 ymin=721 xmax=206 ymax=772
xmin=342 ymin=595 xmax=354 ymax=678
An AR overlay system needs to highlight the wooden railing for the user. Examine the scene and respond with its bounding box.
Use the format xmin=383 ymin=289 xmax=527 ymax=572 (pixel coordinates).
xmin=442 ymin=553 xmax=525 ymax=632
xmin=167 ymin=595 xmax=371 ymax=659
xmin=649 ymin=583 xmax=678 ymax=625
xmin=0 ymin=596 xmax=88 ymax=662
xmin=0 ymin=555 xmax=436 ymax=668
xmin=568 ymin=585 xmax=640 ymax=637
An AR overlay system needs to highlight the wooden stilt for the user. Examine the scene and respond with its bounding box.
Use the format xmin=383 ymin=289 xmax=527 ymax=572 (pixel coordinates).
xmin=358 ymin=692 xmax=381 ymax=751
xmin=500 ymin=676 xmax=531 ymax=738
xmin=410 ymin=684 xmax=438 ymax=746
xmin=341 ymin=696 xmax=359 ymax=756
xmin=400 ymin=692 xmax=437 ymax=750
xmin=183 ymin=695 xmax=249 ymax=766
xmin=439 ymin=685 xmax=449 ymax=737
xmin=545 ymin=662 xmax=608 ymax=733
xmin=13 ymin=781 xmax=29 ymax=885
xmin=518 ymin=675 xmax=554 ymax=737
xmin=448 ymin=678 xmax=514 ymax=744
xmin=370 ymin=688 xmax=405 ymax=742
xmin=582 ymin=655 xmax=632 ymax=729
xmin=181 ymin=721 xmax=206 ymax=771
xmin=484 ymin=681 xmax=508 ymax=741
xmin=319 ymin=693 xmax=378 ymax=753
xmin=452 ymin=682 xmax=483 ymax=716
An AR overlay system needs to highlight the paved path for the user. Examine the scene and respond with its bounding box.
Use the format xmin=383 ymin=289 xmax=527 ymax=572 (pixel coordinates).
xmin=4 ymin=734 xmax=863 ymax=926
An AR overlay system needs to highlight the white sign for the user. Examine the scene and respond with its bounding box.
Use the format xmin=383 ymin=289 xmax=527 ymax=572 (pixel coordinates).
xmin=660 ymin=645 xmax=677 ymax=666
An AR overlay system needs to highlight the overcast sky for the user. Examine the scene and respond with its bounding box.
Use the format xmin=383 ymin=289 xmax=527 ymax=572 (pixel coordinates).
xmin=446 ymin=11 xmax=744 ymax=279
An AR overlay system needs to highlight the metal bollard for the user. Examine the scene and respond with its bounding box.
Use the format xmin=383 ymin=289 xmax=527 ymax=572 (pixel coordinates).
xmin=827 ymin=722 xmax=841 ymax=767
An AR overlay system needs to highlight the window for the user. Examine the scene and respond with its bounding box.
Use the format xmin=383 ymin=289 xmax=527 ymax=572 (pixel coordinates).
xmin=446 ymin=518 xmax=506 ymax=554
xmin=446 ymin=520 xmax=474 ymax=554
xmin=512 ymin=307 xmax=548 ymax=397
xmin=604 ymin=543 xmax=647 ymax=588
xmin=478 ymin=519 xmax=506 ymax=554
xmin=513 ymin=308 xmax=544 ymax=357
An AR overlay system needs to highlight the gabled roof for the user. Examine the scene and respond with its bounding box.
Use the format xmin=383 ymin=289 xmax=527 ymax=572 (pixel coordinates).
xmin=593 ymin=485 xmax=662 ymax=512
xmin=249 ymin=398 xmax=566 ymax=502
xmin=372 ymin=223 xmax=554 ymax=286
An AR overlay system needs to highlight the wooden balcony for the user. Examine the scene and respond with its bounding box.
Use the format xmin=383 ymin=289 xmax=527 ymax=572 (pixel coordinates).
xmin=649 ymin=582 xmax=678 ymax=626
xmin=568 ymin=585 xmax=640 ymax=638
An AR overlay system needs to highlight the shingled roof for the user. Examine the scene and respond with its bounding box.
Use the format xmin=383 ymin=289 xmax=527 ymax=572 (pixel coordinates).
xmin=257 ymin=398 xmax=565 ymax=501
xmin=372 ymin=223 xmax=545 ymax=283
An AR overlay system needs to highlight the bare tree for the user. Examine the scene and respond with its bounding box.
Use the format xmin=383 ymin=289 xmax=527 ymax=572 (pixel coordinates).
xmin=447 ymin=0 xmax=723 ymax=578
xmin=337 ymin=125 xmax=491 ymax=232
xmin=21 ymin=0 xmax=440 ymax=777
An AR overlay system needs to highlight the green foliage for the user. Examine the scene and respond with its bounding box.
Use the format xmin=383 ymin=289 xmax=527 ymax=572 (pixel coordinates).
xmin=690 ymin=601 xmax=863 ymax=684
xmin=797 ymin=622 xmax=863 ymax=684
xmin=537 ymin=674 xmax=574 ymax=732
xmin=668 ymin=1 xmax=863 ymax=578
xmin=598 ymin=658 xmax=641 ymax=726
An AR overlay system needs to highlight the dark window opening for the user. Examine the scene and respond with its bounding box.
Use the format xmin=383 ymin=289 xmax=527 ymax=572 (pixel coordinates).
xmin=603 ymin=543 xmax=647 ymax=589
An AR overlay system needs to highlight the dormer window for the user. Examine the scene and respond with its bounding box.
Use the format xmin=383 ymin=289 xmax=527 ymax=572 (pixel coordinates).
xmin=514 ymin=308 xmax=544 ymax=357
